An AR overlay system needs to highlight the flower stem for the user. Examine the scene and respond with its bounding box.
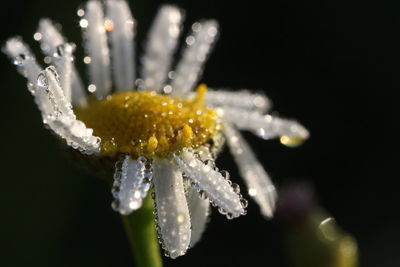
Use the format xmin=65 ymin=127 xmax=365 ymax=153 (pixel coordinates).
xmin=121 ymin=195 xmax=163 ymax=267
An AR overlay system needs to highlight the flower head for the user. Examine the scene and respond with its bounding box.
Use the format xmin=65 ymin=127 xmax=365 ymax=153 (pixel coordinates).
xmin=3 ymin=0 xmax=309 ymax=259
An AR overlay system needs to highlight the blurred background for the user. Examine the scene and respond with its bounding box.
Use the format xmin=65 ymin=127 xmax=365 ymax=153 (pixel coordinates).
xmin=0 ymin=0 xmax=399 ymax=266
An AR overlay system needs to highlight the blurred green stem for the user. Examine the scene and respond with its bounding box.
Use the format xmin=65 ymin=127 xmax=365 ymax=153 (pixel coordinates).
xmin=121 ymin=195 xmax=163 ymax=267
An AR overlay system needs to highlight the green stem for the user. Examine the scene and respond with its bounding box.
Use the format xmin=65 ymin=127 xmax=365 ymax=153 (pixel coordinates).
xmin=121 ymin=195 xmax=163 ymax=267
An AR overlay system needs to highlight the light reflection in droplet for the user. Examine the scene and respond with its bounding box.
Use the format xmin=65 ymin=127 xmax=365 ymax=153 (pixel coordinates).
xmin=248 ymin=188 xmax=257 ymax=196
xmin=104 ymin=19 xmax=114 ymax=32
xmin=33 ymin=32 xmax=42 ymax=41
xmin=79 ymin=19 xmax=89 ymax=28
xmin=83 ymin=56 xmax=91 ymax=64
xmin=43 ymin=56 xmax=51 ymax=64
xmin=186 ymin=36 xmax=195 ymax=46
xmin=77 ymin=9 xmax=85 ymax=17
xmin=192 ymin=22 xmax=202 ymax=32
xmin=319 ymin=217 xmax=336 ymax=242
xmin=88 ymin=84 xmax=96 ymax=92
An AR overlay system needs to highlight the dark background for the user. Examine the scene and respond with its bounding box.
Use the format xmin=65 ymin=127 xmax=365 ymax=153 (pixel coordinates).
xmin=0 ymin=0 xmax=399 ymax=266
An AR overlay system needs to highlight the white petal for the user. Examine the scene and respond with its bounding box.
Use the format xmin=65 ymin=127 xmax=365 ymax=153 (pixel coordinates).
xmin=52 ymin=43 xmax=74 ymax=103
xmin=185 ymin=184 xmax=210 ymax=247
xmin=106 ymin=0 xmax=135 ymax=91
xmin=174 ymin=149 xmax=245 ymax=218
xmin=37 ymin=66 xmax=74 ymax=120
xmin=36 ymin=19 xmax=64 ymax=56
xmin=37 ymin=19 xmax=86 ymax=107
xmin=141 ymin=5 xmax=183 ymax=92
xmin=220 ymin=107 xmax=310 ymax=141
xmin=202 ymin=88 xmax=272 ymax=113
xmin=3 ymin=37 xmax=42 ymax=83
xmin=224 ymin=123 xmax=277 ymax=218
xmin=185 ymin=147 xmax=212 ymax=247
xmin=82 ymin=0 xmax=112 ymax=98
xmin=111 ymin=155 xmax=152 ymax=215
xmin=37 ymin=67 xmax=101 ymax=155
xmin=3 ymin=37 xmax=53 ymax=117
xmin=171 ymin=20 xmax=219 ymax=96
xmin=152 ymin=159 xmax=191 ymax=259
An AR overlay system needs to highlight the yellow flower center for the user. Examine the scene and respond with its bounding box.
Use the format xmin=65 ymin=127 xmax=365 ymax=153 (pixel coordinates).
xmin=76 ymin=85 xmax=218 ymax=159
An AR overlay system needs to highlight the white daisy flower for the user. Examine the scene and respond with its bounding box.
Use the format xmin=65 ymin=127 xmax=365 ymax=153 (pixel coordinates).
xmin=3 ymin=0 xmax=309 ymax=259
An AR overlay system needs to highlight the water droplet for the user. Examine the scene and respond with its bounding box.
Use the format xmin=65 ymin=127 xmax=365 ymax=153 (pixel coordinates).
xmin=111 ymin=200 xmax=120 ymax=210
xmin=280 ymin=136 xmax=306 ymax=147
xmin=77 ymin=8 xmax=85 ymax=17
xmin=43 ymin=56 xmax=51 ymax=64
xmin=189 ymin=160 xmax=197 ymax=168
xmin=218 ymin=207 xmax=227 ymax=215
xmin=46 ymin=66 xmax=60 ymax=82
xmin=200 ymin=191 xmax=208 ymax=200
xmin=27 ymin=82 xmax=35 ymax=94
xmin=240 ymin=198 xmax=248 ymax=208
xmin=186 ymin=36 xmax=195 ymax=46
xmin=79 ymin=19 xmax=89 ymax=28
xmin=83 ymin=56 xmax=91 ymax=64
xmin=13 ymin=54 xmax=26 ymax=66
xmin=33 ymin=32 xmax=42 ymax=41
xmin=226 ymin=213 xmax=234 ymax=220
xmin=220 ymin=170 xmax=230 ymax=180
xmin=88 ymin=84 xmax=96 ymax=93
xmin=192 ymin=22 xmax=202 ymax=32
xmin=232 ymin=183 xmax=240 ymax=194
xmin=248 ymin=188 xmax=257 ymax=196
xmin=176 ymin=213 xmax=186 ymax=224
xmin=37 ymin=72 xmax=48 ymax=88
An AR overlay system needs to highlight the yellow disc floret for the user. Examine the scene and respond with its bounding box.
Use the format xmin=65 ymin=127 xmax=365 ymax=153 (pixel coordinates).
xmin=76 ymin=85 xmax=218 ymax=158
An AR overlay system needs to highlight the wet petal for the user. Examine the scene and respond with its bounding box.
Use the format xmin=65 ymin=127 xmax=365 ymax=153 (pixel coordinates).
xmin=106 ymin=0 xmax=135 ymax=91
xmin=37 ymin=67 xmax=101 ymax=154
xmin=81 ymin=0 xmax=112 ymax=98
xmin=203 ymin=88 xmax=271 ymax=113
xmin=111 ymin=155 xmax=152 ymax=215
xmin=174 ymin=149 xmax=245 ymax=218
xmin=3 ymin=37 xmax=53 ymax=117
xmin=171 ymin=20 xmax=219 ymax=96
xmin=37 ymin=19 xmax=86 ymax=106
xmin=51 ymin=43 xmax=75 ymax=103
xmin=141 ymin=5 xmax=183 ymax=92
xmin=224 ymin=123 xmax=277 ymax=218
xmin=152 ymin=158 xmax=191 ymax=259
xmin=185 ymin=183 xmax=210 ymax=247
xmin=3 ymin=37 xmax=42 ymax=84
xmin=219 ymin=107 xmax=310 ymax=143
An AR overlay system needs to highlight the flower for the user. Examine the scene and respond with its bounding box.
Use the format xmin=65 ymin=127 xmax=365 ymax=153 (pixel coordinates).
xmin=3 ymin=0 xmax=309 ymax=259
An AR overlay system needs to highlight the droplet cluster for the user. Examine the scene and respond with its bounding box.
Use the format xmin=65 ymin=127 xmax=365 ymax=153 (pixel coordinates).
xmin=174 ymin=148 xmax=247 ymax=219
xmin=111 ymin=155 xmax=153 ymax=215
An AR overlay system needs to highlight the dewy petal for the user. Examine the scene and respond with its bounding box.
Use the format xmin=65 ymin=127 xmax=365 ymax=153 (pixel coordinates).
xmin=204 ymin=89 xmax=272 ymax=113
xmin=37 ymin=66 xmax=101 ymax=154
xmin=152 ymin=158 xmax=191 ymax=259
xmin=82 ymin=0 xmax=112 ymax=98
xmin=141 ymin=5 xmax=183 ymax=92
xmin=185 ymin=146 xmax=212 ymax=247
xmin=3 ymin=37 xmax=54 ymax=117
xmin=171 ymin=20 xmax=219 ymax=96
xmin=37 ymin=19 xmax=86 ymax=107
xmin=3 ymin=37 xmax=42 ymax=84
xmin=111 ymin=155 xmax=152 ymax=215
xmin=174 ymin=149 xmax=245 ymax=218
xmin=220 ymin=107 xmax=310 ymax=141
xmin=185 ymin=181 xmax=210 ymax=248
xmin=52 ymin=43 xmax=75 ymax=103
xmin=106 ymin=0 xmax=135 ymax=92
xmin=37 ymin=66 xmax=75 ymax=120
xmin=224 ymin=123 xmax=277 ymax=218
